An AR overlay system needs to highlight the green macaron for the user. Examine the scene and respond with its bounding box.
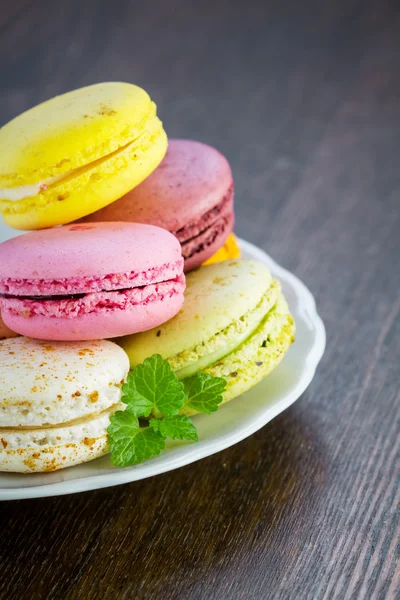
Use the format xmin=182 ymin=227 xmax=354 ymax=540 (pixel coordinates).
xmin=119 ymin=259 xmax=295 ymax=415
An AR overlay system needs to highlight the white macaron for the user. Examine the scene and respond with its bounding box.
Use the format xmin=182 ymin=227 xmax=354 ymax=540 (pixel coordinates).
xmin=0 ymin=337 xmax=129 ymax=473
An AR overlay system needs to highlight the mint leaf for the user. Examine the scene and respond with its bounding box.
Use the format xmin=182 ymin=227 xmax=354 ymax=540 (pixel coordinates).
xmin=121 ymin=354 xmax=185 ymax=418
xmin=108 ymin=410 xmax=165 ymax=466
xmin=121 ymin=379 xmax=153 ymax=417
xmin=184 ymin=373 xmax=227 ymax=415
xmin=149 ymin=415 xmax=198 ymax=441
xmin=108 ymin=357 xmax=228 ymax=467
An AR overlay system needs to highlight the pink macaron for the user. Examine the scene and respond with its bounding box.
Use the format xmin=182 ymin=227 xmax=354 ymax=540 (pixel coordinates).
xmin=0 ymin=222 xmax=185 ymax=341
xmin=78 ymin=139 xmax=235 ymax=271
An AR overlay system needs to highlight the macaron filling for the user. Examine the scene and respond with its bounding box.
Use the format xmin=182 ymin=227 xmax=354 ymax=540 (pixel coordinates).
xmin=179 ymin=295 xmax=295 ymax=415
xmin=207 ymin=296 xmax=293 ymax=379
xmin=0 ymin=183 xmax=50 ymax=202
xmin=175 ymin=189 xmax=233 ymax=243
xmin=0 ymin=380 xmax=124 ymax=428
xmin=0 ymin=93 xmax=162 ymax=202
xmin=0 ymin=337 xmax=130 ymax=471
xmin=0 ymin=404 xmax=122 ymax=433
xmin=0 ymin=111 xmax=166 ymax=228
xmin=175 ymin=188 xmax=234 ymax=260
xmin=182 ymin=213 xmax=234 ymax=261
xmin=0 ymin=127 xmax=156 ymax=208
xmin=9 ymin=123 xmax=155 ymax=195
xmin=0 ymin=273 xmax=185 ymax=320
xmin=0 ymin=405 xmax=119 ymax=473
xmin=0 ymin=338 xmax=130 ymax=427
xmin=0 ymin=261 xmax=183 ymax=296
xmin=172 ymin=280 xmax=281 ymax=379
xmin=2 ymin=275 xmax=185 ymax=319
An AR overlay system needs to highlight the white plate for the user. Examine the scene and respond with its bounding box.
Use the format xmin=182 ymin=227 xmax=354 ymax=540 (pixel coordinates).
xmin=0 ymin=238 xmax=326 ymax=500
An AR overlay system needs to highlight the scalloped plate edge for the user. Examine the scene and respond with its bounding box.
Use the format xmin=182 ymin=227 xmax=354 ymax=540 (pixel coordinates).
xmin=0 ymin=239 xmax=326 ymax=500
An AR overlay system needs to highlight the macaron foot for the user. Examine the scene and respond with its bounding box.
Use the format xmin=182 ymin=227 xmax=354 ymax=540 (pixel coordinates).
xmin=119 ymin=260 xmax=295 ymax=415
xmin=0 ymin=82 xmax=168 ymax=229
xmin=0 ymin=338 xmax=130 ymax=473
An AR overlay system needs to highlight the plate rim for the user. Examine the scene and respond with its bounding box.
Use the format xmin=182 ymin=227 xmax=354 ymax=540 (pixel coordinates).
xmin=0 ymin=239 xmax=326 ymax=500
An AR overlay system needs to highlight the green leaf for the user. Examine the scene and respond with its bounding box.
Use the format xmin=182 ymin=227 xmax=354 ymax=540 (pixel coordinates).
xmin=149 ymin=415 xmax=198 ymax=441
xmin=184 ymin=373 xmax=227 ymax=415
xmin=108 ymin=410 xmax=165 ymax=467
xmin=121 ymin=354 xmax=185 ymax=418
xmin=121 ymin=379 xmax=153 ymax=417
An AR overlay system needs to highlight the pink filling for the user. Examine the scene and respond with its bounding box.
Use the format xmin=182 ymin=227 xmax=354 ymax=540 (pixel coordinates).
xmin=0 ymin=260 xmax=184 ymax=297
xmin=1 ymin=275 xmax=186 ymax=319
xmin=174 ymin=186 xmax=233 ymax=244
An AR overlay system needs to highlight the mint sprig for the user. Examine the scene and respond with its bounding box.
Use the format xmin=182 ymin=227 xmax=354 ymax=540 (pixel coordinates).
xmin=121 ymin=354 xmax=185 ymax=417
xmin=184 ymin=373 xmax=227 ymax=414
xmin=149 ymin=415 xmax=198 ymax=441
xmin=108 ymin=355 xmax=226 ymax=467
xmin=108 ymin=410 xmax=165 ymax=467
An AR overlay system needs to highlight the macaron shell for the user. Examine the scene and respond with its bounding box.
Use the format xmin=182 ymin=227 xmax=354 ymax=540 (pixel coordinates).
xmin=0 ymin=407 xmax=117 ymax=473
xmin=0 ymin=338 xmax=129 ymax=426
xmin=0 ymin=223 xmax=185 ymax=341
xmin=119 ymin=260 xmax=273 ymax=366
xmin=78 ymin=139 xmax=234 ymax=233
xmin=1 ymin=125 xmax=167 ymax=230
xmin=0 ymin=82 xmax=156 ymax=185
xmin=180 ymin=294 xmax=295 ymax=416
xmin=170 ymin=279 xmax=281 ymax=379
xmin=0 ymin=222 xmax=182 ymax=282
xmin=0 ymin=82 xmax=168 ymax=230
xmin=2 ymin=287 xmax=185 ymax=341
xmin=183 ymin=211 xmax=234 ymax=272
xmin=0 ymin=435 xmax=107 ymax=473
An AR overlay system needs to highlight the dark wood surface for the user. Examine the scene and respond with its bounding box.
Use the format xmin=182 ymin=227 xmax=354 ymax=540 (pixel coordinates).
xmin=1 ymin=1 xmax=399 ymax=598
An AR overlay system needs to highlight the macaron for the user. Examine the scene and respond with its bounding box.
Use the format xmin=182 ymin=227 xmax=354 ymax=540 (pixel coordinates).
xmin=0 ymin=82 xmax=167 ymax=230
xmin=0 ymin=315 xmax=17 ymax=339
xmin=78 ymin=139 xmax=236 ymax=271
xmin=119 ymin=260 xmax=295 ymax=414
xmin=0 ymin=222 xmax=185 ymax=341
xmin=203 ymin=233 xmax=241 ymax=266
xmin=0 ymin=337 xmax=129 ymax=473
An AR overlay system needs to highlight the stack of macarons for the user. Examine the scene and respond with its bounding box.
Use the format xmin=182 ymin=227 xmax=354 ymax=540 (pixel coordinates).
xmin=0 ymin=82 xmax=294 ymax=473
xmin=79 ymin=138 xmax=240 ymax=272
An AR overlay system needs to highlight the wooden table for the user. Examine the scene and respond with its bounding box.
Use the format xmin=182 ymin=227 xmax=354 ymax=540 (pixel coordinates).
xmin=1 ymin=1 xmax=399 ymax=598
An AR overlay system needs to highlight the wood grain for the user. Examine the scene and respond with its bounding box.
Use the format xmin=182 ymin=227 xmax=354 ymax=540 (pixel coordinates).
xmin=0 ymin=1 xmax=399 ymax=598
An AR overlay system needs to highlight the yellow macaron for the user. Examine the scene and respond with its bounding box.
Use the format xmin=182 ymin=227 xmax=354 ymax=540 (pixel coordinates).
xmin=0 ymin=82 xmax=167 ymax=230
xmin=203 ymin=233 xmax=241 ymax=265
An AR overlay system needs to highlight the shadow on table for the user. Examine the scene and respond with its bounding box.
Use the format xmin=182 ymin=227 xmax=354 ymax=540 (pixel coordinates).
xmin=0 ymin=398 xmax=329 ymax=598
